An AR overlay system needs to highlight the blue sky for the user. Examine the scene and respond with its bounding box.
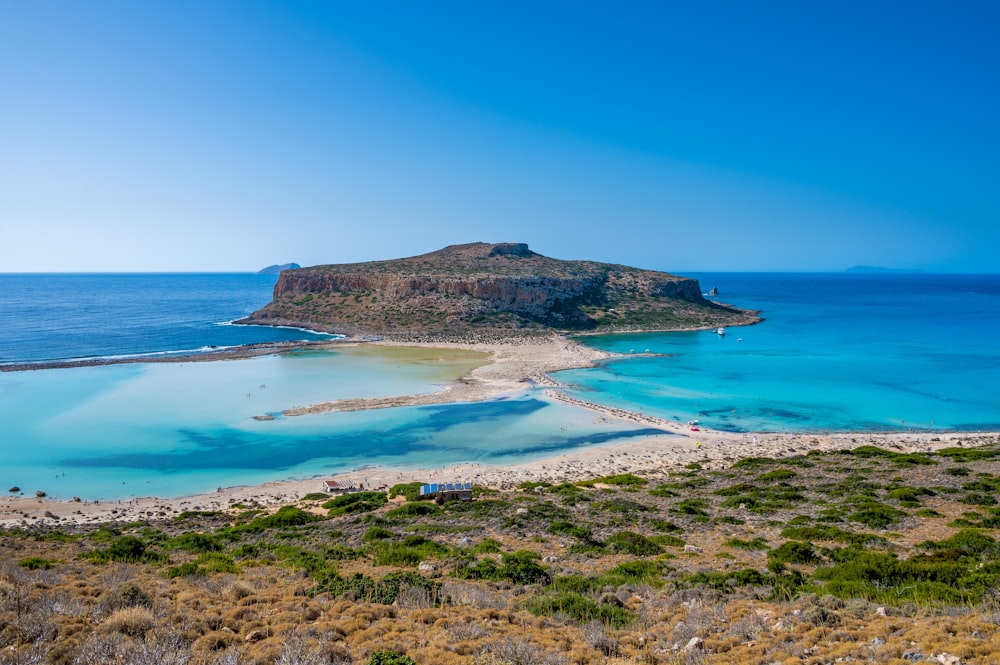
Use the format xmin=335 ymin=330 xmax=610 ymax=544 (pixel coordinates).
xmin=1 ymin=1 xmax=997 ymax=272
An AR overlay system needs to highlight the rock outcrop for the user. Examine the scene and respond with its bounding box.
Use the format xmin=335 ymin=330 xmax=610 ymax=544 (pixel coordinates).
xmin=239 ymin=243 xmax=757 ymax=339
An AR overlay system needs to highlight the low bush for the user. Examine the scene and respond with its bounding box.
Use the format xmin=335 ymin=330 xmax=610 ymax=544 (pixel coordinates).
xmin=388 ymin=482 xmax=425 ymax=501
xmin=18 ymin=556 xmax=54 ymax=570
xmin=371 ymin=535 xmax=449 ymax=566
xmin=767 ymin=541 xmax=819 ymax=566
xmin=605 ymin=531 xmax=662 ymax=556
xmin=87 ymin=536 xmax=163 ymax=563
xmin=97 ymin=581 xmax=153 ymax=613
xmin=725 ymin=537 xmax=769 ymax=551
xmin=100 ymin=606 xmax=154 ymax=637
xmin=527 ymin=591 xmax=633 ymax=628
xmin=577 ymin=473 xmax=647 ymax=488
xmin=368 ymin=652 xmax=418 ymax=665
xmin=169 ymin=531 xmax=222 ymax=553
xmin=318 ymin=571 xmax=440 ymax=605
xmin=386 ymin=502 xmax=441 ymax=519
xmin=324 ymin=492 xmax=387 ymax=517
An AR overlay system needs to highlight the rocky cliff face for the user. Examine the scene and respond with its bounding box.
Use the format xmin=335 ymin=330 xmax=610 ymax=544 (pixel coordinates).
xmin=240 ymin=243 xmax=757 ymax=339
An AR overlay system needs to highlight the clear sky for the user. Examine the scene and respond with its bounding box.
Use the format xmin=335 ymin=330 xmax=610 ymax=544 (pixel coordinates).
xmin=2 ymin=1 xmax=997 ymax=273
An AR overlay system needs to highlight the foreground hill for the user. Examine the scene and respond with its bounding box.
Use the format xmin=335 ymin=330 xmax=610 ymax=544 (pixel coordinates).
xmin=239 ymin=243 xmax=758 ymax=339
xmin=2 ymin=441 xmax=998 ymax=664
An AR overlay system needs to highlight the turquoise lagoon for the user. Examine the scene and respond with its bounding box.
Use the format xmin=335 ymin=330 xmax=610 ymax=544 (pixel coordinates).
xmin=0 ymin=348 xmax=661 ymax=501
xmin=556 ymin=273 xmax=1000 ymax=434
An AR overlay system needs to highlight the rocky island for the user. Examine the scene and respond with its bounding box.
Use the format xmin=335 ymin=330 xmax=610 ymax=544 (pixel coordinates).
xmin=257 ymin=262 xmax=301 ymax=274
xmin=239 ymin=242 xmax=757 ymax=340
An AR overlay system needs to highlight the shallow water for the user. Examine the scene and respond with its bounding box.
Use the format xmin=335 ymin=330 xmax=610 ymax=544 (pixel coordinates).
xmin=556 ymin=273 xmax=1000 ymax=433
xmin=0 ymin=348 xmax=658 ymax=500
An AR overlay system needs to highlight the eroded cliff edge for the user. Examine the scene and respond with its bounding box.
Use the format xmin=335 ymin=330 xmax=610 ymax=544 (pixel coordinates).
xmin=239 ymin=242 xmax=759 ymax=340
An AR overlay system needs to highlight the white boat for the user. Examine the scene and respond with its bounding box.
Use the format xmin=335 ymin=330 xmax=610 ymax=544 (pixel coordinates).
xmin=716 ymin=327 xmax=726 ymax=336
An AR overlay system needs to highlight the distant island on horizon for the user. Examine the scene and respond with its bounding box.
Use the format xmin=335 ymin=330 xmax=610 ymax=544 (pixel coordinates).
xmin=239 ymin=242 xmax=758 ymax=340
xmin=257 ymin=263 xmax=300 ymax=275
xmin=845 ymin=265 xmax=926 ymax=274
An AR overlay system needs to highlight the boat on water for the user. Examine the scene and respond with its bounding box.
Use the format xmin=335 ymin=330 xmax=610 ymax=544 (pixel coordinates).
xmin=708 ymin=285 xmax=719 ymax=296
xmin=716 ymin=327 xmax=726 ymax=336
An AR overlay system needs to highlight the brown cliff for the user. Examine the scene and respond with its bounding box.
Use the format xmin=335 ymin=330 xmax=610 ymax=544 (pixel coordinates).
xmin=239 ymin=243 xmax=758 ymax=340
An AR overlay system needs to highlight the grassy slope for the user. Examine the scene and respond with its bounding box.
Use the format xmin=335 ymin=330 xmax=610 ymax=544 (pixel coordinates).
xmin=3 ymin=442 xmax=999 ymax=664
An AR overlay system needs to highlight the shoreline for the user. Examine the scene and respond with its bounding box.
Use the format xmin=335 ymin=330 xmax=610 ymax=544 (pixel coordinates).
xmin=2 ymin=425 xmax=994 ymax=529
xmin=3 ymin=331 xmax=997 ymax=529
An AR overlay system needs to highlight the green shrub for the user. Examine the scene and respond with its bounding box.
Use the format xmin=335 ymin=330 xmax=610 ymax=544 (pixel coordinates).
xmin=934 ymin=447 xmax=1000 ymax=463
xmin=549 ymin=521 xmax=593 ymax=540
xmin=605 ymin=531 xmax=662 ymax=556
xmin=767 ymin=541 xmax=818 ymax=566
xmin=472 ymin=538 xmax=502 ymax=553
xmin=165 ymin=562 xmax=203 ymax=579
xmin=244 ymin=506 xmax=321 ymax=531
xmin=455 ymin=558 xmax=501 ymax=581
xmin=169 ymin=532 xmax=222 ymax=553
xmin=498 ymin=550 xmax=550 ymax=585
xmin=847 ymin=500 xmax=905 ymax=529
xmin=724 ymin=537 xmax=769 ymax=551
xmin=648 ymin=519 xmax=682 ymax=533
xmin=812 ymin=549 xmax=995 ymax=604
xmin=389 ymin=482 xmax=425 ymax=501
xmin=577 ymin=473 xmax=647 ymax=488
xmin=87 ymin=536 xmax=163 ymax=563
xmin=886 ymin=486 xmax=935 ymax=507
xmin=917 ymin=529 xmax=999 ymax=557
xmin=591 ymin=498 xmax=650 ymax=515
xmin=732 ymin=457 xmax=780 ymax=469
xmin=363 ymin=526 xmax=395 ymax=542
xmin=757 ymin=469 xmax=797 ymax=482
xmin=300 ymin=492 xmax=329 ymax=501
xmin=650 ymin=534 xmax=685 ymax=548
xmin=527 ymin=591 xmax=633 ymax=628
xmin=324 ymin=492 xmax=387 ymax=517
xmin=780 ymin=525 xmax=884 ymax=547
xmin=598 ymin=560 xmax=667 ymax=587
xmin=386 ymin=502 xmax=441 ymax=519
xmin=18 ymin=556 xmax=54 ymax=570
xmin=371 ymin=535 xmax=448 ymax=567
xmin=196 ymin=552 xmax=237 ymax=574
xmin=368 ymin=651 xmax=418 ymax=665
xmin=319 ymin=571 xmax=440 ymax=606
xmin=686 ymin=568 xmax=771 ymax=591
xmin=672 ymin=498 xmax=710 ymax=519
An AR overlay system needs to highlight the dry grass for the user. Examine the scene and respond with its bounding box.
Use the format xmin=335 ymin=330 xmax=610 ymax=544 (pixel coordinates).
xmin=1 ymin=443 xmax=998 ymax=664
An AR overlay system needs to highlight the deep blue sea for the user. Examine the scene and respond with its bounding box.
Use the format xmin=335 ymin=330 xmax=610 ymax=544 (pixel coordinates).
xmin=1 ymin=272 xmax=998 ymax=501
xmin=0 ymin=273 xmax=333 ymax=364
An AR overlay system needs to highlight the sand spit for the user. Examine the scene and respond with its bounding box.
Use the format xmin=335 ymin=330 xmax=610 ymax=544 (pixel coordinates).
xmin=282 ymin=336 xmax=610 ymax=416
xmin=2 ymin=334 xmax=996 ymax=528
